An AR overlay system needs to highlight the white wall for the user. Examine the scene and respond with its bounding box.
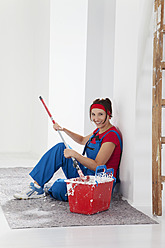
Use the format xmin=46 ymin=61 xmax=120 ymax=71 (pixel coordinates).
xmin=0 ymin=0 xmax=49 ymax=156
xmin=113 ymin=0 xmax=153 ymax=206
xmin=0 ymin=0 xmax=34 ymax=153
xmin=113 ymin=0 xmax=139 ymax=202
xmin=84 ymin=0 xmax=116 ymax=135
xmin=30 ymin=0 xmax=50 ymax=156
xmin=134 ymin=1 xmax=153 ymax=207
xmin=48 ymin=0 xmax=88 ymax=153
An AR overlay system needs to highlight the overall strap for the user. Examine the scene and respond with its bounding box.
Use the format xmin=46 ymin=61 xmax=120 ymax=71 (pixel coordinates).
xmin=88 ymin=129 xmax=99 ymax=141
xmin=82 ymin=129 xmax=99 ymax=155
xmin=100 ymin=130 xmax=123 ymax=151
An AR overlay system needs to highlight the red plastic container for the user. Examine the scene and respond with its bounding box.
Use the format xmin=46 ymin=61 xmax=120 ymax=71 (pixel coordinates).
xmin=66 ymin=176 xmax=114 ymax=215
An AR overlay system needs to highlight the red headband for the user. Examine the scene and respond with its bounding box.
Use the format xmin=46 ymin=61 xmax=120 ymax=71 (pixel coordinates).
xmin=90 ymin=104 xmax=111 ymax=116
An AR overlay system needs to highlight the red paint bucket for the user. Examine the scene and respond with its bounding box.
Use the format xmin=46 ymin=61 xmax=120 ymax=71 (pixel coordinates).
xmin=66 ymin=174 xmax=114 ymax=215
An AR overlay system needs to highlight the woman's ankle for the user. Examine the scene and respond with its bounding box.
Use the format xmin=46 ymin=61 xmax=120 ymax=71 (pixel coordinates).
xmin=34 ymin=181 xmax=41 ymax=188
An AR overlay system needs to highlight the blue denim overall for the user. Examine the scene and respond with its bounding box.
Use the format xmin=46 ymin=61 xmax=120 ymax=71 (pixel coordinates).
xmin=83 ymin=129 xmax=122 ymax=184
xmin=29 ymin=129 xmax=122 ymax=201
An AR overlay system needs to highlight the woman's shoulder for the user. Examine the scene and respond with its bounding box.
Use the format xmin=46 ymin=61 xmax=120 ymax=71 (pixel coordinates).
xmin=109 ymin=126 xmax=122 ymax=137
xmin=94 ymin=126 xmax=122 ymax=138
xmin=100 ymin=126 xmax=122 ymax=142
xmin=103 ymin=126 xmax=119 ymax=134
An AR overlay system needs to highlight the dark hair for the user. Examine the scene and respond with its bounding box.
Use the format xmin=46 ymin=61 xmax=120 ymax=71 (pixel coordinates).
xmin=89 ymin=98 xmax=112 ymax=123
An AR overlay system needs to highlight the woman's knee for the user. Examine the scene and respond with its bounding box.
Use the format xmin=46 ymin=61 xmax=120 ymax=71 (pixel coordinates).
xmin=48 ymin=179 xmax=68 ymax=201
xmin=51 ymin=142 xmax=65 ymax=151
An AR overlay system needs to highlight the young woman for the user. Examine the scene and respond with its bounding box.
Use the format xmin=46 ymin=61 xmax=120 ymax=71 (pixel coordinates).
xmin=14 ymin=98 xmax=122 ymax=201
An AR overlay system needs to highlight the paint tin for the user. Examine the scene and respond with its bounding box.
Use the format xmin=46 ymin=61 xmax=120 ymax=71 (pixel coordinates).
xmin=65 ymin=174 xmax=114 ymax=215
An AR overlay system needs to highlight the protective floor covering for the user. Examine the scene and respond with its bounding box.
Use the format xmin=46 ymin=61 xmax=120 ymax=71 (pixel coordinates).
xmin=0 ymin=167 xmax=158 ymax=229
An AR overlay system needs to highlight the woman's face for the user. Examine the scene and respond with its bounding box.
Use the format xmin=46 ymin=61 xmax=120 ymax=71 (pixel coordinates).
xmin=91 ymin=108 xmax=109 ymax=128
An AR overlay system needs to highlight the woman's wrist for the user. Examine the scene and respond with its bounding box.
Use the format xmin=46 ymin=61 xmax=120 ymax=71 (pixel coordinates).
xmin=72 ymin=150 xmax=78 ymax=159
xmin=63 ymin=127 xmax=67 ymax=133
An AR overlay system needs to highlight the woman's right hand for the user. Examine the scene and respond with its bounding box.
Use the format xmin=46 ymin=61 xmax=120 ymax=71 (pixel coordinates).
xmin=53 ymin=123 xmax=63 ymax=131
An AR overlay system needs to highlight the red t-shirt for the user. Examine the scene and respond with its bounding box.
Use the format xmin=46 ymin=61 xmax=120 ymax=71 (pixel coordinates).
xmin=91 ymin=126 xmax=122 ymax=177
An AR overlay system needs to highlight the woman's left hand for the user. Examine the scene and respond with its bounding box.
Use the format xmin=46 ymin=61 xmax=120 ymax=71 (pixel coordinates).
xmin=64 ymin=148 xmax=75 ymax=158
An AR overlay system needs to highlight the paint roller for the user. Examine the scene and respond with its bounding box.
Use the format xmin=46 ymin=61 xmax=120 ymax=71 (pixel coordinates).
xmin=39 ymin=96 xmax=85 ymax=179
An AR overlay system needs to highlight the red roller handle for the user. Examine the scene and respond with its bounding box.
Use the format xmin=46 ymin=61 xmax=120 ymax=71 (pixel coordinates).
xmin=39 ymin=96 xmax=55 ymax=124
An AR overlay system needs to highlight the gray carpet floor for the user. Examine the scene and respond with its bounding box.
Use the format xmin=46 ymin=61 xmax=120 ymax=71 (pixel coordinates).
xmin=0 ymin=167 xmax=158 ymax=229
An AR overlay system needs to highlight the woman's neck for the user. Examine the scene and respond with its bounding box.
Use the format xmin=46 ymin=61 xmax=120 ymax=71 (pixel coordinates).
xmin=99 ymin=122 xmax=113 ymax=134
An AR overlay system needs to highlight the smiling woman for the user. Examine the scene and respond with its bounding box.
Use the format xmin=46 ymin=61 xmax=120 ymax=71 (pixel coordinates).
xmin=14 ymin=98 xmax=123 ymax=202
